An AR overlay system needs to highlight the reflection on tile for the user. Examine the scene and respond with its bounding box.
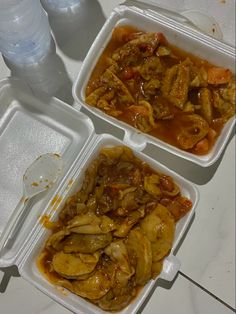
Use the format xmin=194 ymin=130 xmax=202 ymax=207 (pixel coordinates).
xmin=0 ymin=276 xmax=70 ymax=314
xmin=142 ymin=273 xmax=234 ymax=314
xmin=177 ymin=138 xmax=235 ymax=308
xmin=0 ymin=273 xmax=234 ymax=314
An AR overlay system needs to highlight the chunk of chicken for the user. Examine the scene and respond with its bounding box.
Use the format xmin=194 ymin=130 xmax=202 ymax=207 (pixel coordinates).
xmin=66 ymin=212 xmax=116 ymax=234
xmin=59 ymin=198 xmax=87 ymax=222
xmin=136 ymin=56 xmax=163 ymax=80
xmin=72 ymin=267 xmax=113 ymax=300
xmin=112 ymin=32 xmax=165 ymax=66
xmin=175 ymin=114 xmax=209 ymax=150
xmin=220 ymin=81 xmax=236 ymax=104
xmin=162 ymin=61 xmax=190 ymax=109
xmin=62 ymin=233 xmax=113 ymax=254
xmin=114 ymin=207 xmax=145 ymax=237
xmin=97 ymin=98 xmax=122 ymax=117
xmin=101 ymin=69 xmax=135 ymax=105
xmin=105 ymin=240 xmax=134 ymax=285
xmin=128 ymin=100 xmax=156 ymax=132
xmin=152 ymin=97 xmax=173 ymax=120
xmin=76 ymin=159 xmax=99 ymax=203
xmin=160 ymin=196 xmax=192 ymax=221
xmin=198 ymin=87 xmax=213 ymax=123
xmin=160 ymin=175 xmax=180 ymax=197
xmin=143 ymin=78 xmax=161 ymax=97
xmin=99 ymin=146 xmax=122 ymax=162
xmin=156 ymin=45 xmax=171 ymax=56
xmin=190 ymin=66 xmax=207 ymax=88
xmin=85 ymin=86 xmax=108 ymax=106
xmin=213 ymin=81 xmax=236 ymax=119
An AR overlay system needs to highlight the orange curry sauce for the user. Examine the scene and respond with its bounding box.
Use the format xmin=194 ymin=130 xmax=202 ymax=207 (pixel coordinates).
xmin=85 ymin=26 xmax=235 ymax=155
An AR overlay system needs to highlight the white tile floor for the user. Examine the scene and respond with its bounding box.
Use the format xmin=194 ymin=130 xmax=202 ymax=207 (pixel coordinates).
xmin=0 ymin=1 xmax=235 ymax=313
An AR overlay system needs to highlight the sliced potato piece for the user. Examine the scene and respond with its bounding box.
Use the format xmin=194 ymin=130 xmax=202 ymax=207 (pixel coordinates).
xmin=96 ymin=285 xmax=135 ymax=312
xmin=67 ymin=212 xmax=116 ymax=234
xmin=63 ymin=233 xmax=113 ymax=254
xmin=126 ymin=229 xmax=152 ymax=285
xmin=140 ymin=203 xmax=175 ymax=262
xmin=152 ymin=260 xmax=164 ymax=278
xmin=52 ymin=251 xmax=100 ymax=279
xmin=72 ymin=268 xmax=112 ymax=300
xmin=46 ymin=229 xmax=70 ymax=251
xmin=144 ymin=174 xmax=162 ymax=197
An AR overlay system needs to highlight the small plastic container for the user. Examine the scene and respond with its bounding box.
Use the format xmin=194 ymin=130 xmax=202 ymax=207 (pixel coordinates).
xmin=0 ymin=0 xmax=53 ymax=65
xmin=73 ymin=2 xmax=236 ymax=167
xmin=0 ymin=77 xmax=198 ymax=314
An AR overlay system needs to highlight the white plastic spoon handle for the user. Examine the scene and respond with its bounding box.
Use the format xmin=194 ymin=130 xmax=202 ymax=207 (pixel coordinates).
xmin=0 ymin=196 xmax=29 ymax=253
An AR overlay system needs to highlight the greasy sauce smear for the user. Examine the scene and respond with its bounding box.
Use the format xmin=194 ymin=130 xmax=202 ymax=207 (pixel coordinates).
xmin=85 ymin=26 xmax=235 ymax=155
xmin=50 ymin=194 xmax=62 ymax=211
xmin=65 ymin=179 xmax=74 ymax=191
xmin=38 ymin=146 xmax=193 ymax=311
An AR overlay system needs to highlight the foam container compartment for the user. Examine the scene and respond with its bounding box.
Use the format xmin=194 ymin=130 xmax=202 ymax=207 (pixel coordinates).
xmin=73 ymin=2 xmax=236 ymax=167
xmin=0 ymin=77 xmax=94 ymax=267
xmin=0 ymin=77 xmax=198 ymax=313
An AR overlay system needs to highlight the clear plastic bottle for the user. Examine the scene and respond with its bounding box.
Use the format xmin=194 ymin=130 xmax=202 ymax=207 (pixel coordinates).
xmin=0 ymin=0 xmax=53 ymax=66
xmin=40 ymin=0 xmax=83 ymax=40
xmin=0 ymin=0 xmax=73 ymax=102
xmin=41 ymin=0 xmax=82 ymax=14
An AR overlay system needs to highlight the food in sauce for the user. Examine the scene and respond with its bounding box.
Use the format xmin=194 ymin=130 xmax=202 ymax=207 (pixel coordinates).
xmin=85 ymin=26 xmax=236 ymax=155
xmin=38 ymin=146 xmax=192 ymax=311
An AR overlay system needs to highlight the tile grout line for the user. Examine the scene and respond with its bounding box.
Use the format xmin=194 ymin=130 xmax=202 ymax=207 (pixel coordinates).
xmin=179 ymin=271 xmax=236 ymax=313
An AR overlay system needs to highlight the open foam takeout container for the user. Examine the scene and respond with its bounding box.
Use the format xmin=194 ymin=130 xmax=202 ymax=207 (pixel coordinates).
xmin=73 ymin=0 xmax=236 ymax=167
xmin=0 ymin=76 xmax=199 ymax=314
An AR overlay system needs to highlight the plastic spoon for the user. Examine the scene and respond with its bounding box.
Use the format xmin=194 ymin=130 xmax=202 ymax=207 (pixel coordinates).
xmin=0 ymin=153 xmax=63 ymax=252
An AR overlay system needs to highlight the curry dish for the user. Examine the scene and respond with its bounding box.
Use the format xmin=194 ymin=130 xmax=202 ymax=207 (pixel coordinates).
xmin=85 ymin=26 xmax=235 ymax=155
xmin=38 ymin=146 xmax=192 ymax=311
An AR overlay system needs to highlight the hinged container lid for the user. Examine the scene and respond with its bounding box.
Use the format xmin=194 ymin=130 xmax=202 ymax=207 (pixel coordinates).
xmin=0 ymin=77 xmax=95 ymax=267
xmin=125 ymin=0 xmax=224 ymax=41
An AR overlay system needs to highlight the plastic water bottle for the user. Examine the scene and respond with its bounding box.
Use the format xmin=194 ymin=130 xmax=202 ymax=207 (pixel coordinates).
xmin=0 ymin=0 xmax=53 ymax=66
xmin=0 ymin=0 xmax=73 ymax=102
xmin=40 ymin=0 xmax=83 ymax=46
xmin=41 ymin=0 xmax=82 ymax=14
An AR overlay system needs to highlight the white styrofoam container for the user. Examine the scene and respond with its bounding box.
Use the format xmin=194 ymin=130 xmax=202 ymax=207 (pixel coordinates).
xmin=73 ymin=2 xmax=236 ymax=167
xmin=0 ymin=77 xmax=94 ymax=267
xmin=0 ymin=77 xmax=198 ymax=314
